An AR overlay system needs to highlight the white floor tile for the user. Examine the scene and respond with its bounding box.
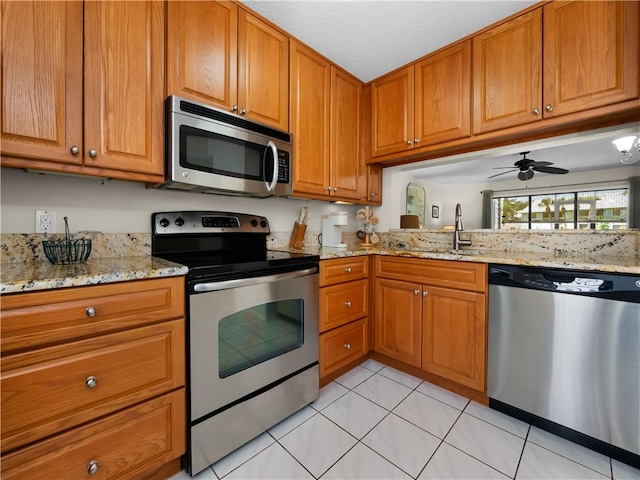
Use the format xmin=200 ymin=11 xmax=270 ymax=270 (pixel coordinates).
xmin=378 ymin=366 xmax=423 ymax=389
xmin=353 ymin=372 xmax=413 ymax=410
xmin=517 ymin=441 xmax=609 ymax=479
xmin=321 ymin=443 xmax=411 ymax=479
xmin=418 ymin=442 xmax=509 ymax=479
xmin=416 ymin=381 xmax=470 ymax=411
xmin=363 ymin=413 xmax=441 ymax=477
xmin=360 ymin=358 xmax=386 ymax=372
xmin=279 ymin=412 xmax=357 ymax=477
xmin=225 ymin=442 xmax=313 ymax=479
xmin=393 ymin=390 xmax=462 ymax=439
xmin=464 ymin=401 xmax=529 ymax=438
xmin=211 ymin=433 xmax=274 ymax=478
xmin=445 ymin=412 xmax=525 ymax=477
xmin=528 ymin=426 xmax=611 ymax=476
xmin=322 ymin=391 xmax=389 ymax=439
xmin=613 ymin=459 xmax=640 ymax=479
xmin=311 ymin=381 xmax=349 ymax=411
xmin=268 ymin=405 xmax=316 ymax=439
xmin=334 ymin=365 xmax=376 ymax=389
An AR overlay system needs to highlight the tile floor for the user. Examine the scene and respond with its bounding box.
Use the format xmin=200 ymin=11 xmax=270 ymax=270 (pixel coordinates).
xmin=171 ymin=359 xmax=640 ymax=479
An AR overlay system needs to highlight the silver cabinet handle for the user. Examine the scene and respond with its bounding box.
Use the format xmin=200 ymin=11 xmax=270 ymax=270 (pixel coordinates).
xmin=423 ymin=291 xmax=428 ymax=297
xmin=370 ymin=192 xmax=377 ymax=197
xmin=546 ymin=104 xmax=553 ymax=112
xmin=345 ymin=267 xmax=352 ymax=273
xmin=345 ymin=301 xmax=352 ymax=307
xmin=344 ymin=343 xmax=351 ymax=350
xmin=240 ymin=108 xmax=247 ymax=115
xmin=414 ymin=289 xmax=420 ymax=296
xmin=231 ymin=105 xmax=238 ymax=112
xmin=86 ymin=376 xmax=98 ymax=388
xmin=333 ymin=187 xmax=338 ymax=192
xmin=87 ymin=460 xmax=99 ymax=475
xmin=414 ymin=138 xmax=419 ymax=144
xmin=533 ymin=108 xmax=540 ymax=115
xmin=88 ymin=149 xmax=97 ymax=157
xmin=70 ymin=146 xmax=80 ymax=155
xmin=326 ymin=186 xmax=332 ymax=191
xmin=86 ymin=306 xmax=96 ymax=317
xmin=407 ymin=140 xmax=413 ymax=145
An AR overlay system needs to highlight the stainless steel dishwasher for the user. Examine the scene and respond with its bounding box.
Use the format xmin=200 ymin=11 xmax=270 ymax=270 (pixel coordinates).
xmin=487 ymin=263 xmax=640 ymax=469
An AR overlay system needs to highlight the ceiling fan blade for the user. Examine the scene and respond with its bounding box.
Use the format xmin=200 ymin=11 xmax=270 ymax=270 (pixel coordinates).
xmin=529 ymin=161 xmax=553 ymax=167
xmin=487 ymin=169 xmax=517 ymax=179
xmin=492 ymin=166 xmax=520 ymax=170
xmin=518 ymin=170 xmax=535 ymax=181
xmin=532 ymin=166 xmax=569 ymax=174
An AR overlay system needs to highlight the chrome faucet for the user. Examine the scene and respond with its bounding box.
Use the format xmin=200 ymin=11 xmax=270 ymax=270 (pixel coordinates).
xmin=454 ymin=203 xmax=472 ymax=251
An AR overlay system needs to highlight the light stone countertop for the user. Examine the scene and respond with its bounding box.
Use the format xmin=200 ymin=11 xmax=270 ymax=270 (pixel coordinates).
xmin=0 ymin=257 xmax=188 ymax=295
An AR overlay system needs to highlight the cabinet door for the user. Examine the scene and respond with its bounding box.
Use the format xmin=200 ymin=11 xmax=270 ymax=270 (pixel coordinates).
xmin=415 ymin=41 xmax=471 ymax=146
xmin=331 ymin=67 xmax=363 ymax=200
xmin=371 ymin=66 xmax=414 ymax=157
xmin=83 ymin=1 xmax=164 ymax=175
xmin=290 ymin=41 xmax=331 ymax=197
xmin=0 ymin=1 xmax=83 ymax=165
xmin=472 ymin=9 xmax=542 ymax=134
xmin=374 ymin=278 xmax=422 ymax=367
xmin=543 ymin=1 xmax=639 ymax=118
xmin=238 ymin=10 xmax=289 ymax=130
xmin=166 ymin=1 xmax=238 ymax=109
xmin=422 ymin=286 xmax=486 ymax=391
xmin=366 ymin=165 xmax=383 ymax=205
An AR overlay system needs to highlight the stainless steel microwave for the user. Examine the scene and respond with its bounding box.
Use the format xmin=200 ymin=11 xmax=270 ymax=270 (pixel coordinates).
xmin=154 ymin=96 xmax=293 ymax=197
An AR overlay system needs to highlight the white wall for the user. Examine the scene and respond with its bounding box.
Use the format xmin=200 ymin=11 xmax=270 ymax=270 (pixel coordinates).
xmin=0 ymin=168 xmax=361 ymax=234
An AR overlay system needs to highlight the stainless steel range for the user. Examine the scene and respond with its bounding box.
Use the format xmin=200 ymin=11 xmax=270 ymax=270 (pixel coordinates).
xmin=152 ymin=211 xmax=320 ymax=476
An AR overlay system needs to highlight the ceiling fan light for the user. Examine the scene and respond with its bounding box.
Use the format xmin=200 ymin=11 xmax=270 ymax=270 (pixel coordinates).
xmin=612 ymin=136 xmax=636 ymax=153
xmin=518 ymin=170 xmax=534 ymax=181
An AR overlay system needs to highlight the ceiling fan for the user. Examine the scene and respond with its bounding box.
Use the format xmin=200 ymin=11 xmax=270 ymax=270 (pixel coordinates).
xmin=488 ymin=151 xmax=570 ymax=181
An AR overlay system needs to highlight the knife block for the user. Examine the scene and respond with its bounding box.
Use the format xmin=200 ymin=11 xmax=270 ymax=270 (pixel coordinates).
xmin=289 ymin=222 xmax=307 ymax=249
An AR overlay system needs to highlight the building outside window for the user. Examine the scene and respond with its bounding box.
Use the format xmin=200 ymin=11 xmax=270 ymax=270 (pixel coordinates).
xmin=493 ymin=188 xmax=628 ymax=230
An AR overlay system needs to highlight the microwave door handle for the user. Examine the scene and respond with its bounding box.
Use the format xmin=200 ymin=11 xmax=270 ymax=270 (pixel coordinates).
xmin=265 ymin=140 xmax=278 ymax=192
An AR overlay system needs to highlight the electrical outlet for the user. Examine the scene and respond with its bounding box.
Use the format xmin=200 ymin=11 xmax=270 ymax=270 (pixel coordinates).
xmin=35 ymin=210 xmax=56 ymax=233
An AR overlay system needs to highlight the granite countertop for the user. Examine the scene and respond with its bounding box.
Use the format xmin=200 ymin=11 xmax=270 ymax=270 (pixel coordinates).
xmin=281 ymin=246 xmax=640 ymax=275
xmin=0 ymin=257 xmax=188 ymax=295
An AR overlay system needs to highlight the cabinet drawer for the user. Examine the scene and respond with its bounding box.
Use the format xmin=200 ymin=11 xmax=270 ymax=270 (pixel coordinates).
xmin=320 ymin=257 xmax=368 ymax=286
xmin=320 ymin=318 xmax=367 ymax=378
xmin=1 ymin=319 xmax=185 ymax=452
xmin=319 ymin=279 xmax=368 ymax=332
xmin=1 ymin=277 xmax=184 ymax=353
xmin=375 ymin=256 xmax=486 ymax=293
xmin=1 ymin=389 xmax=185 ymax=480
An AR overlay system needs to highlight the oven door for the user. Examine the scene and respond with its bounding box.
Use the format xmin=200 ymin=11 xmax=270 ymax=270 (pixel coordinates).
xmin=188 ymin=267 xmax=319 ymax=422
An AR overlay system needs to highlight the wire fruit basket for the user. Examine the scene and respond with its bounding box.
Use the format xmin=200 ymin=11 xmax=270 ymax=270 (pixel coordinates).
xmin=42 ymin=217 xmax=92 ymax=264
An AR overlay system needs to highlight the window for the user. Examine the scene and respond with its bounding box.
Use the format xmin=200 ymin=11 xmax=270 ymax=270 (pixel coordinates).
xmin=493 ymin=188 xmax=628 ymax=230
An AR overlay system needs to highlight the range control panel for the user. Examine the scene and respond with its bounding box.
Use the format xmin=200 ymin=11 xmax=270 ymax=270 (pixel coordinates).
xmin=153 ymin=211 xmax=269 ymax=235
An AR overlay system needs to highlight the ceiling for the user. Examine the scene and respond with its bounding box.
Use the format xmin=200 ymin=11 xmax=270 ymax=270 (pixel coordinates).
xmin=241 ymin=1 xmax=640 ymax=185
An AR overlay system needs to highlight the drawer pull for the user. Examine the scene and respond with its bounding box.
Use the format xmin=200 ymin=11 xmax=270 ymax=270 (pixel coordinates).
xmin=345 ymin=301 xmax=352 ymax=307
xmin=87 ymin=460 xmax=99 ymax=475
xmin=345 ymin=267 xmax=352 ymax=273
xmin=85 ymin=376 xmax=98 ymax=388
xmin=344 ymin=343 xmax=351 ymax=350
xmin=423 ymin=291 xmax=428 ymax=297
xmin=85 ymin=306 xmax=96 ymax=317
xmin=414 ymin=289 xmax=420 ymax=296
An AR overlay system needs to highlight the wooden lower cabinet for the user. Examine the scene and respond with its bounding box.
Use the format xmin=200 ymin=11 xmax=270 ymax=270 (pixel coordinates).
xmin=319 ymin=257 xmax=369 ymax=380
xmin=0 ymin=277 xmax=186 ymax=479
xmin=374 ymin=256 xmax=487 ymax=392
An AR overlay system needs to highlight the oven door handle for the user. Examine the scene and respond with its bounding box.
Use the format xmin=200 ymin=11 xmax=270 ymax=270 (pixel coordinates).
xmin=193 ymin=266 xmax=318 ymax=293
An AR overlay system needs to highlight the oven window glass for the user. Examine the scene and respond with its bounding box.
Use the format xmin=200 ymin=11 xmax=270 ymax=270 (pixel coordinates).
xmin=218 ymin=299 xmax=304 ymax=378
xmin=180 ymin=125 xmax=274 ymax=181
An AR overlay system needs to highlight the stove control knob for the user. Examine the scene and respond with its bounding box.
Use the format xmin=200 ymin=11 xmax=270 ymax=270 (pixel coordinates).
xmin=159 ymin=218 xmax=170 ymax=228
xmin=251 ymin=219 xmax=258 ymax=227
xmin=260 ymin=220 xmax=268 ymax=228
xmin=175 ymin=217 xmax=184 ymax=227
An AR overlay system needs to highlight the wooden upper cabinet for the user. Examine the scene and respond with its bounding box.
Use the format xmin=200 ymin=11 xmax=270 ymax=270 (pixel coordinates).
xmin=366 ymin=164 xmax=383 ymax=205
xmin=166 ymin=2 xmax=289 ymax=131
xmin=290 ymin=40 xmax=331 ymax=197
xmin=415 ymin=40 xmax=471 ymax=146
xmin=1 ymin=1 xmax=83 ymax=165
xmin=473 ymin=9 xmax=543 ymax=134
xmin=83 ymin=1 xmax=164 ymax=175
xmin=371 ymin=66 xmax=414 ymax=157
xmin=330 ymin=67 xmax=363 ymax=201
xmin=166 ymin=1 xmax=238 ymax=108
xmin=543 ymin=1 xmax=639 ymax=118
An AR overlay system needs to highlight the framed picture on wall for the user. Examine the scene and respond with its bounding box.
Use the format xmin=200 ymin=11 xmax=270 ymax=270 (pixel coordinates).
xmin=432 ymin=205 xmax=439 ymax=218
